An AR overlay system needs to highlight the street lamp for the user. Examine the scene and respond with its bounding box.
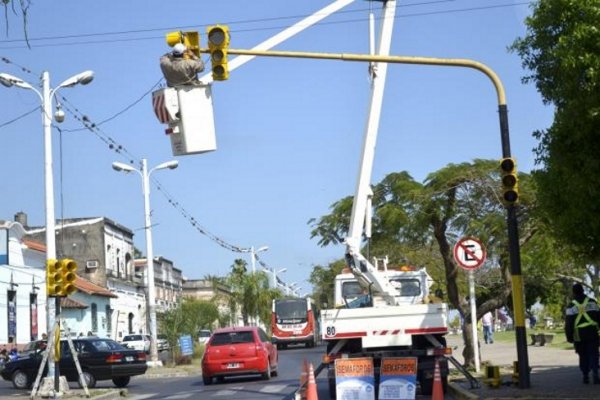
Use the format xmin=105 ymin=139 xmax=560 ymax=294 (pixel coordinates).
xmin=0 ymin=69 xmax=93 ymax=388
xmin=112 ymin=158 xmax=178 ymax=367
xmin=262 ymin=266 xmax=286 ymax=289
xmin=248 ymin=245 xmax=269 ymax=273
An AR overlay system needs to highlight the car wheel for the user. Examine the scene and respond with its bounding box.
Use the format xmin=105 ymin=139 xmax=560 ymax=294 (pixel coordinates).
xmin=262 ymin=360 xmax=272 ymax=380
xmin=11 ymin=370 xmax=29 ymax=390
xmin=79 ymin=371 xmax=97 ymax=389
xmin=203 ymin=375 xmax=212 ymax=385
xmin=112 ymin=376 xmax=131 ymax=388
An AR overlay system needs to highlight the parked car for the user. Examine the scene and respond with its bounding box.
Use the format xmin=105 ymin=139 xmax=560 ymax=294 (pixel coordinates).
xmin=201 ymin=326 xmax=278 ymax=385
xmin=0 ymin=337 xmax=147 ymax=389
xmin=157 ymin=334 xmax=170 ymax=352
xmin=198 ymin=329 xmax=212 ymax=345
xmin=120 ymin=334 xmax=151 ymax=353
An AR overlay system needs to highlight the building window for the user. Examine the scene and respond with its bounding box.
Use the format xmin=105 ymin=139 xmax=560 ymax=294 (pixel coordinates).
xmin=30 ymin=293 xmax=38 ymax=341
xmin=7 ymin=290 xmax=16 ymax=343
xmin=91 ymin=303 xmax=98 ymax=332
xmin=106 ymin=305 xmax=112 ymax=337
xmin=128 ymin=313 xmax=134 ymax=334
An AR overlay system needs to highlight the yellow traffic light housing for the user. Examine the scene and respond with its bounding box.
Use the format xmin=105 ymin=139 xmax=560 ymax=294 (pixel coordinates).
xmin=57 ymin=258 xmax=78 ymax=297
xmin=500 ymin=157 xmax=519 ymax=205
xmin=46 ymin=259 xmax=60 ymax=297
xmin=165 ymin=30 xmax=201 ymax=58
xmin=207 ymin=25 xmax=230 ymax=81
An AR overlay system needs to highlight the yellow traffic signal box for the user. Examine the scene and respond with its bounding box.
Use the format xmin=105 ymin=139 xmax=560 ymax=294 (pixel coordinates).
xmin=207 ymin=25 xmax=230 ymax=81
xmin=500 ymin=157 xmax=519 ymax=205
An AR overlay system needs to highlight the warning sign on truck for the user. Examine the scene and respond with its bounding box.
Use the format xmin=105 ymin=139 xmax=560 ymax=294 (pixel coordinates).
xmin=335 ymin=357 xmax=375 ymax=400
xmin=378 ymin=357 xmax=418 ymax=400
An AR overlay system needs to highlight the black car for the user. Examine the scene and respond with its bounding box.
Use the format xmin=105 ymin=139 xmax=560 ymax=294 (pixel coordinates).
xmin=1 ymin=337 xmax=147 ymax=389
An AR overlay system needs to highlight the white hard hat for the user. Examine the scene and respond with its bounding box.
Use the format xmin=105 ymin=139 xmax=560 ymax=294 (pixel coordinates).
xmin=173 ymin=43 xmax=186 ymax=55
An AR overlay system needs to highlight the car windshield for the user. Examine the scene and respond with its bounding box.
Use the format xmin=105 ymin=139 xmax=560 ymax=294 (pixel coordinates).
xmin=210 ymin=331 xmax=254 ymax=346
xmin=123 ymin=335 xmax=141 ymax=341
xmin=89 ymin=339 xmax=126 ymax=351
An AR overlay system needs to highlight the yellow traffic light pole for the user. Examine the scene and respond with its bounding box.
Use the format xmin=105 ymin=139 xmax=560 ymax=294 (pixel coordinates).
xmin=197 ymin=46 xmax=530 ymax=387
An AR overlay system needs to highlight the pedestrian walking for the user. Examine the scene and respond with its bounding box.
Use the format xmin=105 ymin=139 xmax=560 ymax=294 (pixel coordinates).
xmin=482 ymin=311 xmax=494 ymax=344
xmin=565 ymin=283 xmax=600 ymax=384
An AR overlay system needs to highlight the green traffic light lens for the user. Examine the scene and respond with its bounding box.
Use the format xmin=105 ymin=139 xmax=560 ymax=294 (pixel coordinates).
xmin=503 ymin=190 xmax=519 ymax=203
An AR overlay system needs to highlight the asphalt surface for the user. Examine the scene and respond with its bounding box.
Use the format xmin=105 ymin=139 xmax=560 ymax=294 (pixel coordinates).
xmin=446 ymin=334 xmax=599 ymax=399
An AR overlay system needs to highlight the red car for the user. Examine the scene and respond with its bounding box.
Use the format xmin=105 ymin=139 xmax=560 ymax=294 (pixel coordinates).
xmin=201 ymin=326 xmax=278 ymax=385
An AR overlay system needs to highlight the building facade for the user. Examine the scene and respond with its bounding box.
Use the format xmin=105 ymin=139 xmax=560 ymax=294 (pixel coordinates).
xmin=0 ymin=220 xmax=47 ymax=346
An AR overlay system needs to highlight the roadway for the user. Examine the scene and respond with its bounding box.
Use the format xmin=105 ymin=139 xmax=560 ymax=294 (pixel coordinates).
xmin=0 ymin=344 xmax=455 ymax=399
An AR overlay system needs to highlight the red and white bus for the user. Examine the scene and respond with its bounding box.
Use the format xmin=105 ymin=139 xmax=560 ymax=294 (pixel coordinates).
xmin=271 ymin=298 xmax=317 ymax=349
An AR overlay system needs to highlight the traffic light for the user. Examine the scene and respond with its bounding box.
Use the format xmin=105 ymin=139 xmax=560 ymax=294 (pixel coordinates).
xmin=57 ymin=258 xmax=78 ymax=297
xmin=46 ymin=259 xmax=60 ymax=297
xmin=207 ymin=25 xmax=230 ymax=81
xmin=500 ymin=157 xmax=519 ymax=205
xmin=165 ymin=30 xmax=200 ymax=58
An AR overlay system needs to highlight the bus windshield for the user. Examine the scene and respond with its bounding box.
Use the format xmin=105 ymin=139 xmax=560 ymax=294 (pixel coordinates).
xmin=275 ymin=300 xmax=307 ymax=323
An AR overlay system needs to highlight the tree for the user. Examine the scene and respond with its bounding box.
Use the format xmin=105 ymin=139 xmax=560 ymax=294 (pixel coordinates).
xmin=225 ymin=258 xmax=281 ymax=329
xmin=309 ymin=159 xmax=566 ymax=367
xmin=157 ymin=298 xmax=219 ymax=363
xmin=2 ymin=0 xmax=31 ymax=47
xmin=511 ymin=0 xmax=600 ymax=265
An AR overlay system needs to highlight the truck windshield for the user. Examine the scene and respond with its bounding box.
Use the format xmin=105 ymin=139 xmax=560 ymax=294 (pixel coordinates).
xmin=342 ymin=281 xmax=364 ymax=298
xmin=389 ymin=278 xmax=422 ymax=296
xmin=275 ymin=300 xmax=307 ymax=323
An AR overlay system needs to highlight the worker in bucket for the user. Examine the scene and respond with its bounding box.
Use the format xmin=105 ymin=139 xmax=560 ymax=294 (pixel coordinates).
xmin=160 ymin=43 xmax=205 ymax=87
xmin=565 ymin=283 xmax=600 ymax=384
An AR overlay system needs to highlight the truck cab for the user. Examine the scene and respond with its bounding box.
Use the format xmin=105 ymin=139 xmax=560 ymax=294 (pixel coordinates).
xmin=334 ymin=266 xmax=433 ymax=308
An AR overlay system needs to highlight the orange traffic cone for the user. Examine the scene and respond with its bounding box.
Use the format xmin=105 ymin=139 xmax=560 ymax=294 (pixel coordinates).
xmin=432 ymin=357 xmax=444 ymax=400
xmin=299 ymin=359 xmax=308 ymax=399
xmin=306 ymin=362 xmax=319 ymax=400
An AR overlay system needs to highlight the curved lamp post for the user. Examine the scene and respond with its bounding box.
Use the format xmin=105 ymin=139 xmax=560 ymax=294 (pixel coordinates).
xmin=112 ymin=159 xmax=178 ymax=367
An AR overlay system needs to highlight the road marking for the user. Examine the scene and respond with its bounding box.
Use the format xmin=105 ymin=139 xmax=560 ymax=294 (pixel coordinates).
xmin=213 ymin=389 xmax=239 ymax=396
xmin=164 ymin=394 xmax=196 ymax=399
xmin=260 ymin=384 xmax=289 ymax=393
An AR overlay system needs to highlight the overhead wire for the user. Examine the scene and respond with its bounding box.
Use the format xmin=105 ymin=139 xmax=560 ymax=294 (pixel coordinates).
xmin=0 ymin=0 xmax=521 ymax=273
xmin=0 ymin=2 xmax=529 ymax=50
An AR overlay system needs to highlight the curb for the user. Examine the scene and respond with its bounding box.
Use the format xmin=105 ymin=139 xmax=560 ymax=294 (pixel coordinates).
xmin=448 ymin=381 xmax=480 ymax=400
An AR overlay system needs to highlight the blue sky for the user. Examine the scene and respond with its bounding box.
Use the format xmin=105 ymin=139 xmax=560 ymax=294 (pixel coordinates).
xmin=0 ymin=1 xmax=552 ymax=294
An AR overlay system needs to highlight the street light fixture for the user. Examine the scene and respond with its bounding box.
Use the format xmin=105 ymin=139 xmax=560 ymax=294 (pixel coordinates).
xmin=248 ymin=245 xmax=269 ymax=273
xmin=0 ymin=69 xmax=94 ymax=389
xmin=112 ymin=158 xmax=178 ymax=367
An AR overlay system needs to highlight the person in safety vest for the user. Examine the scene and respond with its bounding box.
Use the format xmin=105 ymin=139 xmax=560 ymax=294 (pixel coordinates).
xmin=565 ymin=283 xmax=600 ymax=384
xmin=160 ymin=43 xmax=205 ymax=87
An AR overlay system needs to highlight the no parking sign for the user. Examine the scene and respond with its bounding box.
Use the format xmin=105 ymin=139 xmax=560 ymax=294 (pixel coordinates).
xmin=453 ymin=237 xmax=486 ymax=270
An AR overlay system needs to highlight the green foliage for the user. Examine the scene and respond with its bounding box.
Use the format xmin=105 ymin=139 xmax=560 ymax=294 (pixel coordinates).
xmin=308 ymin=259 xmax=345 ymax=309
xmin=225 ymin=259 xmax=282 ymax=329
xmin=307 ymin=158 xmax=586 ymax=366
xmin=157 ymin=298 xmax=219 ymax=354
xmin=511 ymin=0 xmax=600 ymax=262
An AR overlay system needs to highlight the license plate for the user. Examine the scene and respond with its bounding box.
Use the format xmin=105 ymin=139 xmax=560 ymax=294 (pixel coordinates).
xmin=125 ymin=356 xmax=134 ymax=362
xmin=227 ymin=363 xmax=240 ymax=369
xmin=293 ymin=330 xmax=302 ymax=335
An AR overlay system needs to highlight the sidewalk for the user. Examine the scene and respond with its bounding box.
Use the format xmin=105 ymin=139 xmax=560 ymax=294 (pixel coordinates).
xmin=446 ymin=334 xmax=599 ymax=399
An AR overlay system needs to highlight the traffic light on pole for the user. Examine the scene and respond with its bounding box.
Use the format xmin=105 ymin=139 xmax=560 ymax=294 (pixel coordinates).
xmin=207 ymin=25 xmax=230 ymax=81
xmin=500 ymin=157 xmax=519 ymax=205
xmin=57 ymin=258 xmax=78 ymax=297
xmin=46 ymin=259 xmax=60 ymax=297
